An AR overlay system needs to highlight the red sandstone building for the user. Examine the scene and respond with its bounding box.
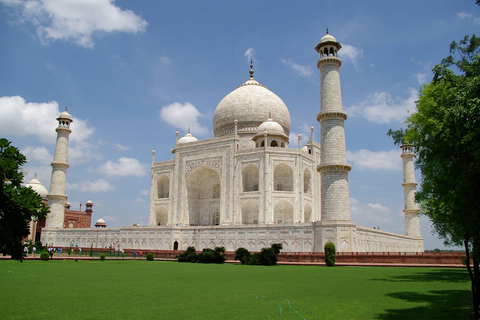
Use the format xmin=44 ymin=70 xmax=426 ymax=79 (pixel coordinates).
xmin=25 ymin=176 xmax=93 ymax=242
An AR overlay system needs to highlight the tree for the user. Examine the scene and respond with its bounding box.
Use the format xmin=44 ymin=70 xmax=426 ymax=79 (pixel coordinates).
xmin=0 ymin=138 xmax=49 ymax=261
xmin=388 ymin=35 xmax=480 ymax=318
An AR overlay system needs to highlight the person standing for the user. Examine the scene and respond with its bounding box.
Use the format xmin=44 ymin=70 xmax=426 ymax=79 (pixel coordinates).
xmin=32 ymin=246 xmax=36 ymax=257
xmin=133 ymin=250 xmax=136 ymax=258
xmin=139 ymin=250 xmax=142 ymax=258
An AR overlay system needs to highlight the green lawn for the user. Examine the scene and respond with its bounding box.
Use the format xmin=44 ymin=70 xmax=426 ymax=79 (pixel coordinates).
xmin=0 ymin=260 xmax=472 ymax=319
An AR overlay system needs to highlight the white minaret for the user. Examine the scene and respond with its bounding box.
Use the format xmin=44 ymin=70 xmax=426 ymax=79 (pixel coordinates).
xmin=315 ymin=30 xmax=352 ymax=221
xmin=401 ymin=144 xmax=421 ymax=237
xmin=45 ymin=110 xmax=72 ymax=229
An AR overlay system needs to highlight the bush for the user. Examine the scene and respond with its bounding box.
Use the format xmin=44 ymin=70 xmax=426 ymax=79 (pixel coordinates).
xmin=324 ymin=241 xmax=336 ymax=266
xmin=234 ymin=248 xmax=251 ymax=265
xmin=40 ymin=252 xmax=49 ymax=261
xmin=146 ymin=253 xmax=154 ymax=261
xmin=100 ymin=254 xmax=106 ymax=261
xmin=178 ymin=247 xmax=197 ymax=262
xmin=214 ymin=247 xmax=226 ymax=264
xmin=271 ymin=243 xmax=283 ymax=255
xmin=199 ymin=249 xmax=216 ymax=263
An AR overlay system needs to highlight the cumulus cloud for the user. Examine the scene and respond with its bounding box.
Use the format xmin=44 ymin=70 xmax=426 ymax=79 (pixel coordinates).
xmin=1 ymin=0 xmax=147 ymax=48
xmin=21 ymin=146 xmax=52 ymax=164
xmin=350 ymin=197 xmax=394 ymax=226
xmin=114 ymin=143 xmax=131 ymax=152
xmin=0 ymin=96 xmax=95 ymax=143
xmin=347 ymin=149 xmax=402 ymax=171
xmin=288 ymin=123 xmax=314 ymax=148
xmin=67 ymin=178 xmax=114 ymax=193
xmin=244 ymin=48 xmax=255 ymax=62
xmin=338 ymin=44 xmax=363 ymax=68
xmin=133 ymin=197 xmax=145 ymax=204
xmin=139 ymin=189 xmax=150 ymax=195
xmin=346 ymin=88 xmax=418 ymax=123
xmin=98 ymin=157 xmax=147 ymax=176
xmin=160 ymin=102 xmax=208 ymax=135
xmin=457 ymin=11 xmax=480 ymax=25
xmin=416 ymin=73 xmax=428 ymax=85
xmin=281 ymin=59 xmax=313 ymax=77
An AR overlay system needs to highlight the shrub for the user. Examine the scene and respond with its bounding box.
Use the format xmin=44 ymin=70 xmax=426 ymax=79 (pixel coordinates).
xmin=100 ymin=254 xmax=106 ymax=261
xmin=199 ymin=249 xmax=216 ymax=263
xmin=214 ymin=247 xmax=226 ymax=264
xmin=178 ymin=247 xmax=197 ymax=262
xmin=234 ymin=248 xmax=251 ymax=264
xmin=146 ymin=253 xmax=154 ymax=261
xmin=324 ymin=241 xmax=336 ymax=266
xmin=40 ymin=252 xmax=49 ymax=261
xmin=271 ymin=243 xmax=283 ymax=255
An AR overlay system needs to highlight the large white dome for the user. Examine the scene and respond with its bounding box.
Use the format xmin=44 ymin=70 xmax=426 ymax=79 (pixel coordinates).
xmin=213 ymin=77 xmax=291 ymax=137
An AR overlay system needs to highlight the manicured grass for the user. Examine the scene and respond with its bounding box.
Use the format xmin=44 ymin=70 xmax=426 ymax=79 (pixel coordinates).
xmin=0 ymin=260 xmax=472 ymax=319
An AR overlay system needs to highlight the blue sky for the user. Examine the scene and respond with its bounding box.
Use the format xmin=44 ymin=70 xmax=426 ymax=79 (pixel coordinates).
xmin=0 ymin=0 xmax=478 ymax=250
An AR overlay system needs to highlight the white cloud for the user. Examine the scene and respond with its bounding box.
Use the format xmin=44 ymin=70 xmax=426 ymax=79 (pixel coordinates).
xmin=457 ymin=12 xmax=472 ymax=19
xmin=1 ymin=0 xmax=147 ymax=48
xmin=139 ymin=189 xmax=150 ymax=195
xmin=21 ymin=146 xmax=52 ymax=164
xmin=68 ymin=141 xmax=102 ymax=165
xmin=159 ymin=102 xmax=208 ymax=135
xmin=346 ymin=88 xmax=418 ymax=123
xmin=0 ymin=96 xmax=95 ymax=143
xmin=114 ymin=143 xmax=131 ymax=151
xmin=338 ymin=44 xmax=363 ymax=68
xmin=244 ymin=48 xmax=255 ymax=62
xmin=281 ymin=59 xmax=313 ymax=77
xmin=159 ymin=56 xmax=170 ymax=65
xmin=416 ymin=73 xmax=428 ymax=85
xmin=457 ymin=11 xmax=480 ymax=25
xmin=347 ymin=149 xmax=402 ymax=171
xmin=288 ymin=123 xmax=314 ymax=148
xmin=133 ymin=197 xmax=144 ymax=204
xmin=98 ymin=157 xmax=147 ymax=176
xmin=350 ymin=197 xmax=394 ymax=226
xmin=67 ymin=178 xmax=114 ymax=193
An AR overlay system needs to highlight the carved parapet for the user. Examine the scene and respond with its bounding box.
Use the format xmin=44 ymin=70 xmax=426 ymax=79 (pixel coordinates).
xmin=317 ymin=164 xmax=351 ymax=173
xmin=317 ymin=57 xmax=342 ymax=68
xmin=317 ymin=111 xmax=347 ymax=122
xmin=50 ymin=162 xmax=69 ymax=168
xmin=401 ymin=182 xmax=417 ymax=187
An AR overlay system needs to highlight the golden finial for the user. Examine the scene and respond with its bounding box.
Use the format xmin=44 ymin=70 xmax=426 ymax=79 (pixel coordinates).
xmin=249 ymin=59 xmax=254 ymax=79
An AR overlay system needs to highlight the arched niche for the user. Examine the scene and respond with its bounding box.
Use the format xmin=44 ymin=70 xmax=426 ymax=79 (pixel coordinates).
xmin=242 ymin=164 xmax=259 ymax=192
xmin=241 ymin=201 xmax=259 ymax=225
xmin=274 ymin=200 xmax=293 ymax=224
xmin=303 ymin=168 xmax=311 ymax=194
xmin=157 ymin=174 xmax=169 ymax=198
xmin=186 ymin=166 xmax=221 ymax=226
xmin=156 ymin=206 xmax=168 ymax=226
xmin=274 ymin=163 xmax=293 ymax=191
xmin=304 ymin=203 xmax=312 ymax=222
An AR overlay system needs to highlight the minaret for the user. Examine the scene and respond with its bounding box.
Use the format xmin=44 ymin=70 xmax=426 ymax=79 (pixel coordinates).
xmin=45 ymin=110 xmax=72 ymax=228
xmin=315 ymin=30 xmax=352 ymax=221
xmin=401 ymin=144 xmax=421 ymax=237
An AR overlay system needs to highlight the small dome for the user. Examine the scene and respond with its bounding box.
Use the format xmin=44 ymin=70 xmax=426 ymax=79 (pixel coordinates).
xmin=25 ymin=177 xmax=48 ymax=199
xmin=177 ymin=131 xmax=198 ymax=144
xmin=86 ymin=200 xmax=93 ymax=205
xmin=257 ymin=118 xmax=286 ymax=136
xmin=58 ymin=110 xmax=72 ymax=121
xmin=301 ymin=146 xmax=309 ymax=154
xmin=95 ymin=218 xmax=106 ymax=228
xmin=319 ymin=33 xmax=337 ymax=44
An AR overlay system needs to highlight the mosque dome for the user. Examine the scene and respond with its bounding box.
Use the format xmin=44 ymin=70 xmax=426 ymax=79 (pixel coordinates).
xmin=25 ymin=177 xmax=48 ymax=199
xmin=257 ymin=117 xmax=287 ymax=137
xmin=177 ymin=130 xmax=198 ymax=144
xmin=58 ymin=110 xmax=72 ymax=121
xmin=319 ymin=33 xmax=337 ymax=44
xmin=95 ymin=218 xmax=106 ymax=228
xmin=213 ymin=71 xmax=291 ymax=137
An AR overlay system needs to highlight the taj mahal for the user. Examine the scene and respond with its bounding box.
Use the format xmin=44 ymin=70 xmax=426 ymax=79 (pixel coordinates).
xmin=40 ymin=32 xmax=424 ymax=253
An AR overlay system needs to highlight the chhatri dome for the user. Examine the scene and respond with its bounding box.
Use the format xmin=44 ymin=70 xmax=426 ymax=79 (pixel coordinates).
xmin=213 ymin=62 xmax=291 ymax=137
xmin=25 ymin=175 xmax=48 ymax=199
xmin=177 ymin=128 xmax=198 ymax=144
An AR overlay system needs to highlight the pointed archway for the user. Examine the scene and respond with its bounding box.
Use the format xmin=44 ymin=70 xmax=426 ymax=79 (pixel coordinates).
xmin=186 ymin=166 xmax=221 ymax=226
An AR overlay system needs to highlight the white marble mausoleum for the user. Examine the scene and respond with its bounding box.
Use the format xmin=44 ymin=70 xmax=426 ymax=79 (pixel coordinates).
xmin=41 ymin=32 xmax=424 ymax=253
